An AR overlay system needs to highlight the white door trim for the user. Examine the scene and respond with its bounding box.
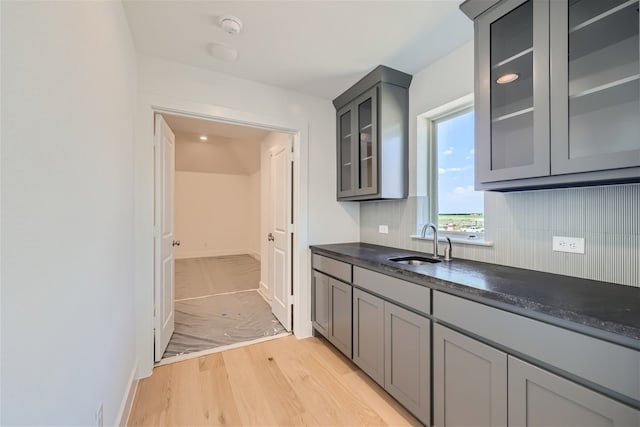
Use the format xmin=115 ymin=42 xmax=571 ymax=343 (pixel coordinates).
xmin=135 ymin=92 xmax=311 ymax=378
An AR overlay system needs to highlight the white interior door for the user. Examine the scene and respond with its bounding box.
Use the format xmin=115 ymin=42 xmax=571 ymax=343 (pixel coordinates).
xmin=154 ymin=114 xmax=176 ymax=361
xmin=269 ymin=139 xmax=292 ymax=331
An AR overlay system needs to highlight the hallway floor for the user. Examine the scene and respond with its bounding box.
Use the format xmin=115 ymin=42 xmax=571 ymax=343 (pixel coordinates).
xmin=131 ymin=336 xmax=420 ymax=426
xmin=162 ymin=255 xmax=285 ymax=359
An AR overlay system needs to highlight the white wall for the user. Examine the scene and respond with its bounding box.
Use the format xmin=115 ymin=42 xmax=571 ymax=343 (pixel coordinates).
xmin=409 ymin=41 xmax=475 ymax=197
xmin=173 ymin=134 xmax=261 ymax=259
xmin=174 ymin=171 xmax=255 ymax=259
xmin=1 ymin=2 xmax=137 ymax=425
xmin=134 ymin=55 xmax=360 ymax=377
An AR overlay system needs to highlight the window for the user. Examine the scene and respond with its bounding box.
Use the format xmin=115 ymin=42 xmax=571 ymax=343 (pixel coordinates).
xmin=426 ymin=100 xmax=484 ymax=238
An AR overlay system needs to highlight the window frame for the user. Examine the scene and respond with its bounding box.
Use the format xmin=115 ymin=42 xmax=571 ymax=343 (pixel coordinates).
xmin=420 ymin=94 xmax=486 ymax=241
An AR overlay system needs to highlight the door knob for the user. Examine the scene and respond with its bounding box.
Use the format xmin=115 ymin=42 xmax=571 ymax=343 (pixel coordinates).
xmin=267 ymin=233 xmax=274 ymax=242
xmin=172 ymin=240 xmax=181 ymax=247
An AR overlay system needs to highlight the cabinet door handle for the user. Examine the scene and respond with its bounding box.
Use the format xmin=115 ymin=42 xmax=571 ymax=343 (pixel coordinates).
xmin=267 ymin=233 xmax=275 ymax=242
xmin=172 ymin=240 xmax=181 ymax=247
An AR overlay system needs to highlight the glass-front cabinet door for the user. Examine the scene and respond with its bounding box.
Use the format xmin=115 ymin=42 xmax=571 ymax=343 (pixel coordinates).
xmin=551 ymin=0 xmax=640 ymax=174
xmin=476 ymin=0 xmax=550 ymax=183
xmin=337 ymin=106 xmax=355 ymax=198
xmin=354 ymin=88 xmax=378 ymax=196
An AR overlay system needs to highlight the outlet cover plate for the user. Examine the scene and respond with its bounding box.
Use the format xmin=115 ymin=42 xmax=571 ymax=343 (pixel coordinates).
xmin=553 ymin=236 xmax=585 ymax=254
xmin=378 ymin=225 xmax=389 ymax=234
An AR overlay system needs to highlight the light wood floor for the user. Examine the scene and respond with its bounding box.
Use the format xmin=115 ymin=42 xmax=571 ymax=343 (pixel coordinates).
xmin=129 ymin=335 xmax=421 ymax=426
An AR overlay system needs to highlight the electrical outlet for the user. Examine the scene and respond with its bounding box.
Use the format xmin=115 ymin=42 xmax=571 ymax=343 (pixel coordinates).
xmin=553 ymin=236 xmax=585 ymax=254
xmin=378 ymin=225 xmax=389 ymax=234
xmin=96 ymin=403 xmax=103 ymax=427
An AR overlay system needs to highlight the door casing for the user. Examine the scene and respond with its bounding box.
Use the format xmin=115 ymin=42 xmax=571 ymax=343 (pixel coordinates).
xmin=139 ymin=95 xmax=308 ymax=377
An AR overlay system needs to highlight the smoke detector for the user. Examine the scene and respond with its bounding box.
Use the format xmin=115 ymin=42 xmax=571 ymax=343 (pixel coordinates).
xmin=218 ymin=15 xmax=243 ymax=35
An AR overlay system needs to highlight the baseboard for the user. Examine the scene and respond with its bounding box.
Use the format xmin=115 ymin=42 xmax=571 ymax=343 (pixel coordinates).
xmin=117 ymin=362 xmax=139 ymax=427
xmin=258 ymin=281 xmax=270 ymax=302
xmin=248 ymin=251 xmax=261 ymax=261
xmin=175 ymin=249 xmax=256 ymax=260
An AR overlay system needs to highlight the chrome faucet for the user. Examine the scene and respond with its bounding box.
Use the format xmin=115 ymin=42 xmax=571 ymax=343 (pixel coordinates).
xmin=421 ymin=223 xmax=439 ymax=259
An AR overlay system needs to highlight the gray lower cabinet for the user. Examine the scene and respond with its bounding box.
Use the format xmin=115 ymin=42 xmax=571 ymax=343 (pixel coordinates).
xmin=433 ymin=324 xmax=507 ymax=427
xmin=508 ymin=357 xmax=640 ymax=427
xmin=311 ymin=270 xmax=352 ymax=358
xmin=311 ymin=271 xmax=330 ymax=337
xmin=352 ymin=288 xmax=385 ymax=386
xmin=385 ymin=302 xmax=430 ymax=425
xmin=327 ymin=277 xmax=352 ymax=358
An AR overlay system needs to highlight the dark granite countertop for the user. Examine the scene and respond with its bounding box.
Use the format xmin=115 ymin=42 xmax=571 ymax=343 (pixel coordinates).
xmin=310 ymin=242 xmax=640 ymax=351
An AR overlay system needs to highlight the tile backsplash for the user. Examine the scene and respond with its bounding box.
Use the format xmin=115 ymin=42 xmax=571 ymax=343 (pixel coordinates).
xmin=360 ymin=183 xmax=640 ymax=287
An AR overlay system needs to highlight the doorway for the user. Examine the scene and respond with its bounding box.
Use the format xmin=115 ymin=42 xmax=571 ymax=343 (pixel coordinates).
xmin=154 ymin=112 xmax=295 ymax=364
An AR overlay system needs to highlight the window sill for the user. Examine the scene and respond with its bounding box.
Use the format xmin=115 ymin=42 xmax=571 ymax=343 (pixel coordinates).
xmin=410 ymin=234 xmax=494 ymax=247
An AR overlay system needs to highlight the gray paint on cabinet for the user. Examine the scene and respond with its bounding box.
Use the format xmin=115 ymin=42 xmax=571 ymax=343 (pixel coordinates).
xmin=334 ymin=66 xmax=411 ymax=201
xmin=508 ymin=357 xmax=640 ymax=426
xmin=311 ymin=271 xmax=330 ymax=337
xmin=328 ymin=278 xmax=352 ymax=358
xmin=469 ymin=0 xmax=640 ymax=190
xmin=312 ymin=254 xmax=352 ymax=283
xmin=434 ymin=291 xmax=640 ymax=406
xmin=434 ymin=324 xmax=507 ymax=427
xmin=352 ymin=288 xmax=385 ymax=386
xmin=384 ymin=302 xmax=431 ymax=425
xmin=353 ymin=266 xmax=431 ymax=316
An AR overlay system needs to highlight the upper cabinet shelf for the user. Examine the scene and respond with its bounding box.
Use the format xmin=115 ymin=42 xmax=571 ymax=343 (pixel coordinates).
xmin=333 ymin=66 xmax=412 ymax=201
xmin=461 ymin=0 xmax=640 ymax=191
xmin=569 ymin=0 xmax=639 ymax=60
xmin=570 ymin=74 xmax=640 ymax=99
xmin=569 ymin=0 xmax=637 ymax=33
xmin=492 ymin=47 xmax=533 ymax=69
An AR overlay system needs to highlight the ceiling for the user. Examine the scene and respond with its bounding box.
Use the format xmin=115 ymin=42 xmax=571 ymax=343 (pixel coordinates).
xmin=162 ymin=113 xmax=271 ymax=142
xmin=162 ymin=113 xmax=267 ymax=175
xmin=123 ymin=1 xmax=473 ymax=99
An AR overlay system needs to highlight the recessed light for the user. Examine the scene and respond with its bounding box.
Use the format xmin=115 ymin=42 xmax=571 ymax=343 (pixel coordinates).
xmin=496 ymin=73 xmax=519 ymax=84
xmin=199 ymin=136 xmax=208 ymax=141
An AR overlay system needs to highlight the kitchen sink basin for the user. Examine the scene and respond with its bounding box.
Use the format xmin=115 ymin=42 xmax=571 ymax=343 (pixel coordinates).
xmin=388 ymin=256 xmax=441 ymax=265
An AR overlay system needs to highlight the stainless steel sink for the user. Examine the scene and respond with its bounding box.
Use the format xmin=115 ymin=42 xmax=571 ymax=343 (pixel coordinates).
xmin=388 ymin=256 xmax=441 ymax=265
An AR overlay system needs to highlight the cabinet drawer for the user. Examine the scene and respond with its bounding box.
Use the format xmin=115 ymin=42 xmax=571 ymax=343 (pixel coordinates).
xmin=312 ymin=254 xmax=352 ymax=283
xmin=434 ymin=291 xmax=640 ymax=403
xmin=353 ymin=267 xmax=430 ymax=315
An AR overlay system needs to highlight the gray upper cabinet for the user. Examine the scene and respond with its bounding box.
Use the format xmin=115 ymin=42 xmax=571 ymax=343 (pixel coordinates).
xmin=337 ymin=88 xmax=378 ymax=198
xmin=463 ymin=0 xmax=640 ymax=191
xmin=434 ymin=324 xmax=507 ymax=427
xmin=476 ymin=0 xmax=550 ymax=184
xmin=550 ymin=0 xmax=640 ymax=176
xmin=508 ymin=357 xmax=640 ymax=426
xmin=333 ymin=66 xmax=411 ymax=201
